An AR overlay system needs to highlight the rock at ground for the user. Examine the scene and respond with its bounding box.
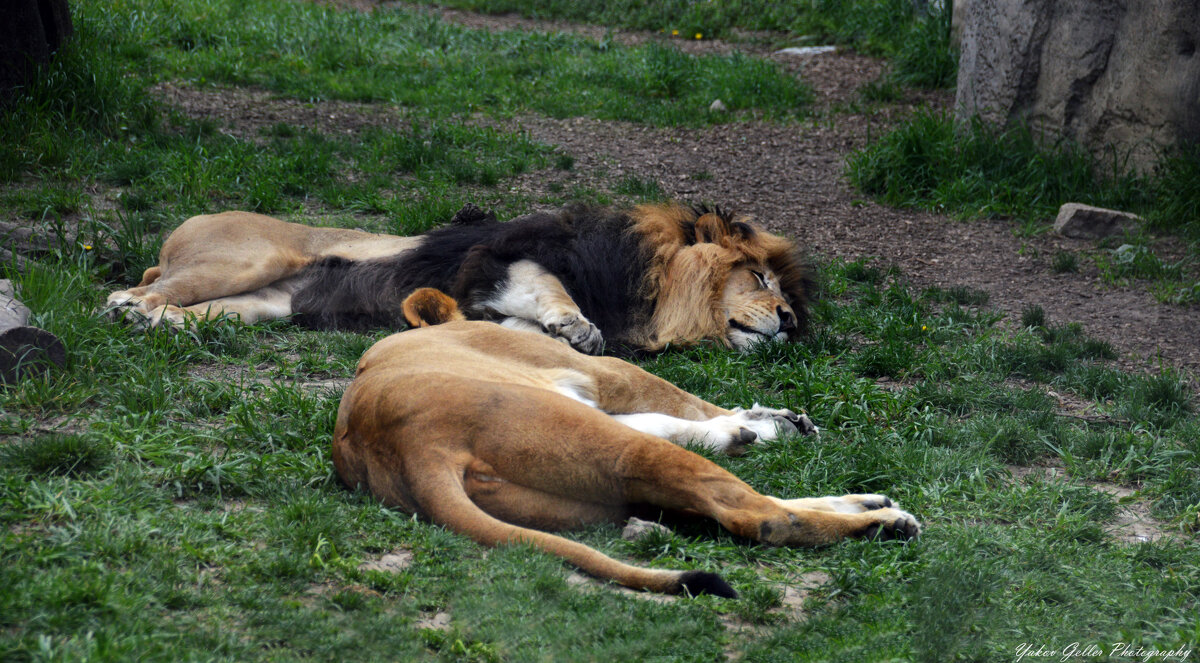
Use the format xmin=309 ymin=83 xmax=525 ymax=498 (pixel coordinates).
xmin=774 ymin=46 xmax=837 ymax=57
xmin=621 ymin=517 xmax=671 ymax=541
xmin=1053 ymin=203 xmax=1140 ymax=239
xmin=708 ymin=99 xmax=727 ymax=113
xmin=416 ymin=612 xmax=452 ymax=631
xmin=955 ymin=0 xmax=1200 ymax=174
xmin=356 ymin=549 xmax=414 ymax=573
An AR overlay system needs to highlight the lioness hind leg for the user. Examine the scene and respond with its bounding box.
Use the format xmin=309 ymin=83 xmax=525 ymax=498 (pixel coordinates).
xmin=104 ymin=265 xmax=166 ymax=317
xmin=771 ymin=494 xmax=900 ymax=513
xmin=607 ymin=439 xmax=920 ymax=546
xmin=464 ymin=460 xmax=630 ymax=531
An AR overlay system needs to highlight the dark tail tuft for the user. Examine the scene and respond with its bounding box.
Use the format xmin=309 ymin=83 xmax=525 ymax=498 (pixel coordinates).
xmin=677 ymin=570 xmax=737 ymax=599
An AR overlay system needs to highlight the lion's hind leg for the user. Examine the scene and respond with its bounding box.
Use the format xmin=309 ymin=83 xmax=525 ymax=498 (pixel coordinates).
xmin=138 ymin=281 xmax=299 ymax=329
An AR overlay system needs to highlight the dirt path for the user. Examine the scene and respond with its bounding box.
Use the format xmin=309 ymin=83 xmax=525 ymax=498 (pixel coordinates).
xmin=165 ymin=3 xmax=1200 ymax=380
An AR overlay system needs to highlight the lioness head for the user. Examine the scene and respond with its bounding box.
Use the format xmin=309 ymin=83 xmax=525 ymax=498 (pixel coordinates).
xmin=722 ymin=263 xmax=798 ymax=350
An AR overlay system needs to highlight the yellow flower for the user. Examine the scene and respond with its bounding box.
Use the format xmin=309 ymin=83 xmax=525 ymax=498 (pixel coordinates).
xmin=671 ymin=29 xmax=679 ymax=36
xmin=82 ymin=244 xmax=93 ymax=250
xmin=921 ymin=325 xmax=927 ymax=331
xmin=695 ymin=32 xmax=703 ymax=39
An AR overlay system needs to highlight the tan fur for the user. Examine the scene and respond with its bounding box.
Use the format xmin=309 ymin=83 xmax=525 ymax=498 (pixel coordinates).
xmin=629 ymin=203 xmax=803 ymax=351
xmin=106 ymin=204 xmax=806 ymax=353
xmin=333 ymin=290 xmax=919 ymax=596
xmin=105 ymin=211 xmax=419 ymax=326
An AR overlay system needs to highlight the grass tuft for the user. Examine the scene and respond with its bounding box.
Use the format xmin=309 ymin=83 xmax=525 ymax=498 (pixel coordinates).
xmin=0 ymin=434 xmax=113 ymax=478
xmin=1020 ymin=304 xmax=1046 ymax=329
xmin=847 ymin=112 xmax=1155 ymax=225
xmin=1050 ymin=251 xmax=1079 ymax=274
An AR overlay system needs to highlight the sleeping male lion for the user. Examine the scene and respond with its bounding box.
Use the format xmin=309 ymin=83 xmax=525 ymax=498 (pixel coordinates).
xmin=334 ymin=288 xmax=920 ymax=597
xmin=106 ymin=202 xmax=812 ymax=355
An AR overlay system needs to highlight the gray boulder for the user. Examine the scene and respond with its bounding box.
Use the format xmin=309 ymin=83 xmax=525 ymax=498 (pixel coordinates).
xmin=1053 ymin=203 xmax=1139 ymax=239
xmin=955 ymin=0 xmax=1200 ymax=174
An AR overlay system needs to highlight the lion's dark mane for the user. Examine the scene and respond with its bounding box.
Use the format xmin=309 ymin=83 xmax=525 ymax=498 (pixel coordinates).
xmin=291 ymin=204 xmax=652 ymax=348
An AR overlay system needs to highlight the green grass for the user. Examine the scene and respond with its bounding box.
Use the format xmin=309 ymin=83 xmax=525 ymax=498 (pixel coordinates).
xmin=1 ymin=0 xmax=1198 ymax=660
xmin=137 ymin=0 xmax=811 ymax=126
xmin=4 ymin=255 xmax=1198 ymax=661
xmin=1 ymin=0 xmax=812 ymax=270
xmin=846 ymin=112 xmax=1157 ymax=224
xmin=413 ymin=0 xmax=957 ymax=88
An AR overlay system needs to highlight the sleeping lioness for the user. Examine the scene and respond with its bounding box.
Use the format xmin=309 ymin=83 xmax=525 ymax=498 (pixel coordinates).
xmin=333 ymin=289 xmax=920 ymax=597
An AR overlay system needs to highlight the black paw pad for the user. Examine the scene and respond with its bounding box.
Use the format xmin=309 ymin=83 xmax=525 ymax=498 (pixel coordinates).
xmin=861 ymin=518 xmax=918 ymax=542
xmin=736 ymin=427 xmax=758 ymax=445
xmin=861 ymin=497 xmax=893 ymax=511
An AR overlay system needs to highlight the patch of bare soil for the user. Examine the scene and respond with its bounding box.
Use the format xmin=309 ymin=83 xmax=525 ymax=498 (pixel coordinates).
xmin=1008 ymin=464 xmax=1176 ymax=544
xmin=154 ymin=81 xmax=409 ymax=142
xmin=358 ymin=548 xmax=415 ymax=573
xmin=153 ymin=8 xmax=1198 ymax=383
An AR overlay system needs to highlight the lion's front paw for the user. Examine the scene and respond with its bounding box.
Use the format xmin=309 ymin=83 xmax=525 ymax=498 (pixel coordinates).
xmin=544 ymin=311 xmax=603 ymax=355
xmin=735 ymin=405 xmax=819 ymax=440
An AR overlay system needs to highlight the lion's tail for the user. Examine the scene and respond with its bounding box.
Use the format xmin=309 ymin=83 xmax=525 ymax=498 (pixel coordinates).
xmin=412 ymin=468 xmax=737 ymax=598
xmin=401 ymin=288 xmax=465 ymax=327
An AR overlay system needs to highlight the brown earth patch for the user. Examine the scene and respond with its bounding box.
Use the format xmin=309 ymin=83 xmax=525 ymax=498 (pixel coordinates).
xmin=1007 ymin=463 xmax=1177 ymax=544
xmin=154 ymin=81 xmax=408 ymax=142
xmin=357 ymin=548 xmax=415 ymax=573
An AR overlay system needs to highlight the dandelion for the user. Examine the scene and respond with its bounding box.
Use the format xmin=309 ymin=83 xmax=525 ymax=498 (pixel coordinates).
xmin=695 ymin=32 xmax=703 ymax=40
xmin=82 ymin=244 xmax=93 ymax=251
xmin=671 ymin=29 xmax=678 ymax=36
xmin=921 ymin=325 xmax=927 ymax=331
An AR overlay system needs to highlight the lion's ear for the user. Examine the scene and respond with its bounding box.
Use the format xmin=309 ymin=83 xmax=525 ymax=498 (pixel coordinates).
xmin=693 ymin=212 xmax=729 ymax=244
xmin=402 ymin=288 xmax=465 ymax=327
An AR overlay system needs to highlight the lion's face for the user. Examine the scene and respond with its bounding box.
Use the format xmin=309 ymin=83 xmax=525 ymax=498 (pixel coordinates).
xmin=721 ymin=264 xmax=798 ymax=350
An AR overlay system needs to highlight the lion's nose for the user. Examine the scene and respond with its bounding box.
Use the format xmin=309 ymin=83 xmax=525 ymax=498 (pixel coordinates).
xmin=777 ymin=307 xmax=796 ymax=333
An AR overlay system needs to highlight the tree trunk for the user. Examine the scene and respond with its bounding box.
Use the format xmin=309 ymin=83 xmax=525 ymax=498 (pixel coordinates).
xmin=0 ymin=279 xmax=66 ymax=382
xmin=1 ymin=0 xmax=74 ymax=98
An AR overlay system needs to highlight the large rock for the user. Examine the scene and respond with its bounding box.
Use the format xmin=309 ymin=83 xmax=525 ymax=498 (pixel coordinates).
xmin=0 ymin=0 xmax=73 ymax=98
xmin=1053 ymin=203 xmax=1139 ymax=239
xmin=955 ymin=0 xmax=1200 ymax=174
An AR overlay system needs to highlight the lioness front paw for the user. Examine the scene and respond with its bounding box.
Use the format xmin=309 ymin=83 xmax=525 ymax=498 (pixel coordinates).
xmin=543 ymin=311 xmax=603 ymax=355
xmin=859 ymin=508 xmax=921 ymax=542
xmin=840 ymin=494 xmax=895 ymax=512
xmin=734 ymin=405 xmax=818 ymax=440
